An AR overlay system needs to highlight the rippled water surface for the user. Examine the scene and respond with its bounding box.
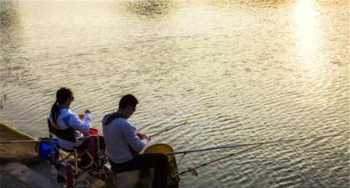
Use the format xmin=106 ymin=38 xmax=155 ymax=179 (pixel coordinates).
xmin=0 ymin=0 xmax=349 ymax=187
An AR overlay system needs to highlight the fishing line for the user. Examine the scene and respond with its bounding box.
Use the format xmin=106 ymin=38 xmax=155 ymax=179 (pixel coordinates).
xmin=169 ymin=132 xmax=346 ymax=155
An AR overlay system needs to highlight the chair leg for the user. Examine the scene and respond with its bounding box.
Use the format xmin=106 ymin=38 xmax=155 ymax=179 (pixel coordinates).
xmin=65 ymin=164 xmax=75 ymax=188
xmin=74 ymin=149 xmax=79 ymax=173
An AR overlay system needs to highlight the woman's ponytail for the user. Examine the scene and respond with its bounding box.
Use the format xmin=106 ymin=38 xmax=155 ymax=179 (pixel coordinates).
xmin=50 ymin=101 xmax=60 ymax=124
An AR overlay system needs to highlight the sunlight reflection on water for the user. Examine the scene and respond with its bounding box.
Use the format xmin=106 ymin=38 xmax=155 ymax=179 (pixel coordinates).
xmin=0 ymin=0 xmax=349 ymax=187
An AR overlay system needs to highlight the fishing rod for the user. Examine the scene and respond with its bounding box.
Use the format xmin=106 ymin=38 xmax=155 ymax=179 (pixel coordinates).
xmin=0 ymin=121 xmax=188 ymax=143
xmin=175 ymin=132 xmax=346 ymax=176
xmin=177 ymin=145 xmax=262 ymax=176
xmin=169 ymin=132 xmax=345 ymax=156
xmin=138 ymin=121 xmax=188 ymax=137
xmin=0 ymin=140 xmax=39 ymax=143
xmin=150 ymin=121 xmax=188 ymax=138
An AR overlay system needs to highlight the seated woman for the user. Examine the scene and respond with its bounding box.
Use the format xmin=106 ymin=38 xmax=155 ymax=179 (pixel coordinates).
xmin=48 ymin=87 xmax=91 ymax=151
xmin=48 ymin=87 xmax=104 ymax=168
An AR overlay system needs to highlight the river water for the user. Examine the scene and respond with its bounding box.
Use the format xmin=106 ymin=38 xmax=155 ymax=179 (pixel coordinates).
xmin=0 ymin=0 xmax=349 ymax=187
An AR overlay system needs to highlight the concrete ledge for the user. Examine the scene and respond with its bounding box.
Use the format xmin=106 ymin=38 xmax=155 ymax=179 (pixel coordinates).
xmin=0 ymin=123 xmax=39 ymax=163
xmin=1 ymin=162 xmax=57 ymax=188
xmin=0 ymin=123 xmax=35 ymax=140
xmin=115 ymin=170 xmax=140 ymax=188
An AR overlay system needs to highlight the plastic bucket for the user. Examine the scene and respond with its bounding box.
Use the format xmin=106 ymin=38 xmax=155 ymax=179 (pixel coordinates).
xmin=89 ymin=128 xmax=99 ymax=136
xmin=38 ymin=138 xmax=58 ymax=160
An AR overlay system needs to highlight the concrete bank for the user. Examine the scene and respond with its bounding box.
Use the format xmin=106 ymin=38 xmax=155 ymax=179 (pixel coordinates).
xmin=0 ymin=122 xmax=55 ymax=188
xmin=0 ymin=123 xmax=39 ymax=163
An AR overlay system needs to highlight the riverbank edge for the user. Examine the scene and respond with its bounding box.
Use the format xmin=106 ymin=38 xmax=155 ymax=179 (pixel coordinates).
xmin=0 ymin=122 xmax=40 ymax=164
xmin=0 ymin=122 xmax=36 ymax=140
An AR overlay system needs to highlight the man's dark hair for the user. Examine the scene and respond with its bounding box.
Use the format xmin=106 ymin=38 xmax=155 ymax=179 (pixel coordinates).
xmin=119 ymin=94 xmax=138 ymax=109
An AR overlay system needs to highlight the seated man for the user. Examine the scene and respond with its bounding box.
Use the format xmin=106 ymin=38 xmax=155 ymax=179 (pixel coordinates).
xmin=102 ymin=94 xmax=169 ymax=188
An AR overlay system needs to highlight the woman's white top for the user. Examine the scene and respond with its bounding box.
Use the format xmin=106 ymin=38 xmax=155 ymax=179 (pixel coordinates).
xmin=49 ymin=107 xmax=91 ymax=150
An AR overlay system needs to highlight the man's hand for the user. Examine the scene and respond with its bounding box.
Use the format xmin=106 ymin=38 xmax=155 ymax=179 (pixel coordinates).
xmin=137 ymin=132 xmax=151 ymax=142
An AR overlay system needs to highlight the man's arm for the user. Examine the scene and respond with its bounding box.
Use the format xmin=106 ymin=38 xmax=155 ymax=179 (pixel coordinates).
xmin=122 ymin=123 xmax=148 ymax=153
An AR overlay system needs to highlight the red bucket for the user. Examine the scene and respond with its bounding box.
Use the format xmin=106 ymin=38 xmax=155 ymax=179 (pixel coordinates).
xmin=89 ymin=128 xmax=99 ymax=136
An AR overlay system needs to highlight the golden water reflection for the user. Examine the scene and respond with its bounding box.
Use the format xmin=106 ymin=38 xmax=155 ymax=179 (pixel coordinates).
xmin=293 ymin=0 xmax=324 ymax=80
xmin=0 ymin=1 xmax=348 ymax=187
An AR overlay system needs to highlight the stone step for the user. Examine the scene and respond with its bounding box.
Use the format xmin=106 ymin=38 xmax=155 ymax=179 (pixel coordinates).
xmin=0 ymin=162 xmax=59 ymax=188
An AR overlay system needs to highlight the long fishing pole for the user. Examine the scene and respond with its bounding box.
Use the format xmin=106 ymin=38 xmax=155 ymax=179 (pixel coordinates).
xmin=177 ymin=144 xmax=262 ymax=176
xmin=175 ymin=131 xmax=346 ymax=176
xmin=0 ymin=121 xmax=188 ymax=143
xmin=138 ymin=120 xmax=188 ymax=138
xmin=169 ymin=132 xmax=345 ymax=156
xmin=150 ymin=121 xmax=188 ymax=138
xmin=0 ymin=140 xmax=39 ymax=143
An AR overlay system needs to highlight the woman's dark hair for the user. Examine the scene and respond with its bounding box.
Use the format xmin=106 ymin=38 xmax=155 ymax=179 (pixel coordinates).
xmin=50 ymin=87 xmax=73 ymax=124
xmin=119 ymin=94 xmax=138 ymax=109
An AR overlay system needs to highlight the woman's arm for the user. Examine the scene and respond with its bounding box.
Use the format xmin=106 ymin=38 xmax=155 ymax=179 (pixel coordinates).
xmin=63 ymin=111 xmax=91 ymax=135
